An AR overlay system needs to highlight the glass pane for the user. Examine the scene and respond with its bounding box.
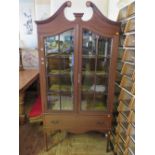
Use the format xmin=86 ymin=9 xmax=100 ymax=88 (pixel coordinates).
xmin=44 ymin=29 xmax=74 ymax=111
xmin=81 ymin=29 xmax=112 ymax=111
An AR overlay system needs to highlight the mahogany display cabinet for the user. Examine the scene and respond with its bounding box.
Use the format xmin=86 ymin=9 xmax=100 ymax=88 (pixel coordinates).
xmin=36 ymin=1 xmax=120 ymax=150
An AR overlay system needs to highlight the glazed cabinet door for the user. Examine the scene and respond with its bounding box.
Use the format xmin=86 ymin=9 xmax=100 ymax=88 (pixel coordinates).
xmin=44 ymin=29 xmax=75 ymax=111
xmin=80 ymin=29 xmax=112 ymax=112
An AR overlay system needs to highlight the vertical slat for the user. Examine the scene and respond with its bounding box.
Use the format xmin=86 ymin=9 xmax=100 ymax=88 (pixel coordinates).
xmin=107 ymin=35 xmax=120 ymax=113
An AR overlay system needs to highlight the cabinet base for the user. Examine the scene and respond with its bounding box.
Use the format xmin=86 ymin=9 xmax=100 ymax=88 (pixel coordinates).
xmin=44 ymin=114 xmax=111 ymax=133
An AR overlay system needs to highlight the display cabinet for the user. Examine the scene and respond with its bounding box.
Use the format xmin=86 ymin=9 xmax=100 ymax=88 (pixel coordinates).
xmin=36 ymin=1 xmax=120 ymax=150
xmin=111 ymin=1 xmax=135 ymax=155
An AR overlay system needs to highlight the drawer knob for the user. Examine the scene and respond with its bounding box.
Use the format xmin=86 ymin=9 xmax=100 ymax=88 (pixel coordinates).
xmin=51 ymin=120 xmax=59 ymax=124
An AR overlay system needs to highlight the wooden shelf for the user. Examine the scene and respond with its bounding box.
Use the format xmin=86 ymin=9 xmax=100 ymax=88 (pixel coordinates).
xmin=119 ymin=47 xmax=135 ymax=50
xmin=82 ymin=71 xmax=108 ymax=76
xmin=49 ymin=84 xmax=108 ymax=95
xmin=81 ymin=90 xmax=108 ymax=96
xmin=82 ymin=55 xmax=111 ymax=59
xmin=48 ymin=73 xmax=71 ymax=76
xmin=46 ymin=53 xmax=72 ymax=58
xmin=121 ymin=60 xmax=135 ymax=66
xmin=48 ymin=71 xmax=108 ymax=77
xmin=113 ymin=2 xmax=135 ymax=153
xmin=123 ymin=31 xmax=135 ymax=36
xmin=48 ymin=91 xmax=72 ymax=96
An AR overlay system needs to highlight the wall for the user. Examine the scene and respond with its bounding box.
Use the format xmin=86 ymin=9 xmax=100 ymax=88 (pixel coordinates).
xmin=19 ymin=0 xmax=37 ymax=48
xmin=35 ymin=0 xmax=51 ymax=20
xmin=108 ymin=0 xmax=135 ymax=20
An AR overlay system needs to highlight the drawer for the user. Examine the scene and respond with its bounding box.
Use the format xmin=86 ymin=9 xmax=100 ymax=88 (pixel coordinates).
xmin=44 ymin=115 xmax=111 ymax=131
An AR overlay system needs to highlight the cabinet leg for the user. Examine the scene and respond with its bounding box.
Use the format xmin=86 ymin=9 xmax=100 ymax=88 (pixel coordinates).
xmin=106 ymin=131 xmax=111 ymax=152
xmin=44 ymin=132 xmax=48 ymax=151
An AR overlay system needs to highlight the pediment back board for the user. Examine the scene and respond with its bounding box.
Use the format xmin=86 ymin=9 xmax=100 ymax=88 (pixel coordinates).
xmin=35 ymin=1 xmax=120 ymax=36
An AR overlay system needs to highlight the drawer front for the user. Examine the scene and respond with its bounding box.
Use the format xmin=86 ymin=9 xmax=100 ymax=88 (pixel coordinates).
xmin=44 ymin=115 xmax=111 ymax=131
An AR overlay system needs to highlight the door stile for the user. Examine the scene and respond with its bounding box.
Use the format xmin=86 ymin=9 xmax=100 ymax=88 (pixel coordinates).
xmin=39 ymin=35 xmax=47 ymax=113
xmin=77 ymin=25 xmax=83 ymax=113
xmin=74 ymin=23 xmax=82 ymax=113
xmin=107 ymin=35 xmax=119 ymax=113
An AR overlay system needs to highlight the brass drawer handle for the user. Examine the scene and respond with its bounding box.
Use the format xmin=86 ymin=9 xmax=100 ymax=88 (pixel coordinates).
xmin=51 ymin=120 xmax=60 ymax=124
xmin=96 ymin=121 xmax=105 ymax=125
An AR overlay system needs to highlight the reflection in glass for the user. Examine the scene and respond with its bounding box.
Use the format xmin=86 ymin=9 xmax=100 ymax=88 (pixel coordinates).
xmin=81 ymin=29 xmax=112 ymax=111
xmin=44 ymin=29 xmax=74 ymax=111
